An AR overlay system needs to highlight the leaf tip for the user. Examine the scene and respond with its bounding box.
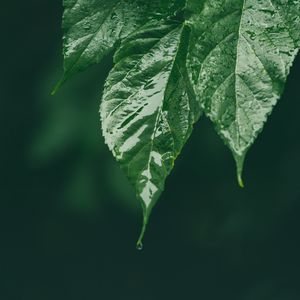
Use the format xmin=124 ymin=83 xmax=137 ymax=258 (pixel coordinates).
xmin=136 ymin=199 xmax=155 ymax=250
xmin=237 ymin=173 xmax=245 ymax=188
xmin=136 ymin=240 xmax=143 ymax=251
xmin=51 ymin=76 xmax=66 ymax=96
xmin=234 ymin=153 xmax=246 ymax=188
xmin=51 ymin=83 xmax=61 ymax=96
xmin=136 ymin=212 xmax=148 ymax=251
xmin=50 ymin=89 xmax=57 ymax=96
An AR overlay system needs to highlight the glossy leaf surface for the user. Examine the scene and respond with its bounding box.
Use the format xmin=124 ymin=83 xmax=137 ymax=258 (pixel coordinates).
xmin=54 ymin=0 xmax=184 ymax=92
xmin=57 ymin=0 xmax=300 ymax=244
xmin=101 ymin=20 xmax=200 ymax=244
xmin=187 ymin=0 xmax=300 ymax=184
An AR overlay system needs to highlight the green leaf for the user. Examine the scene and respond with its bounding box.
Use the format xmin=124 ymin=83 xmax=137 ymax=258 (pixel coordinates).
xmin=56 ymin=0 xmax=300 ymax=244
xmin=53 ymin=0 xmax=184 ymax=93
xmin=100 ymin=20 xmax=200 ymax=246
xmin=187 ymin=0 xmax=300 ymax=185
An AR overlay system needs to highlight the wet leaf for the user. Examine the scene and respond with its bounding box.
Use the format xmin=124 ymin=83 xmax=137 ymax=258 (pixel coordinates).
xmin=53 ymin=0 xmax=184 ymax=93
xmin=100 ymin=20 xmax=200 ymax=245
xmin=56 ymin=0 xmax=300 ymax=244
xmin=187 ymin=0 xmax=300 ymax=185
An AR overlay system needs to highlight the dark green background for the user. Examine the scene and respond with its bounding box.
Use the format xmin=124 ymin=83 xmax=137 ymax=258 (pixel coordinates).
xmin=1 ymin=1 xmax=300 ymax=299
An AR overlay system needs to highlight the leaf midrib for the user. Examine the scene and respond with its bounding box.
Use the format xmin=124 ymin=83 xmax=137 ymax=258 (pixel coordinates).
xmin=234 ymin=0 xmax=246 ymax=150
xmin=134 ymin=26 xmax=186 ymax=207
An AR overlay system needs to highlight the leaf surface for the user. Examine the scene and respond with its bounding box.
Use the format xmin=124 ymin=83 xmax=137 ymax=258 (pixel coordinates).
xmin=54 ymin=0 xmax=184 ymax=92
xmin=56 ymin=0 xmax=300 ymax=244
xmin=187 ymin=0 xmax=300 ymax=184
xmin=100 ymin=20 xmax=200 ymax=245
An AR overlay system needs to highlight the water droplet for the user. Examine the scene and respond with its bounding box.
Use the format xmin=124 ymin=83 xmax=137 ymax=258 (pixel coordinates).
xmin=136 ymin=242 xmax=143 ymax=251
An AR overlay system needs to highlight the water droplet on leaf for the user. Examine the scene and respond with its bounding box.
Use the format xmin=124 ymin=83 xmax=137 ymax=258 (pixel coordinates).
xmin=136 ymin=242 xmax=143 ymax=251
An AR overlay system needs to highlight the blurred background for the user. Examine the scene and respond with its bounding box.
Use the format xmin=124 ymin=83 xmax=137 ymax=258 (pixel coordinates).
xmin=1 ymin=1 xmax=300 ymax=299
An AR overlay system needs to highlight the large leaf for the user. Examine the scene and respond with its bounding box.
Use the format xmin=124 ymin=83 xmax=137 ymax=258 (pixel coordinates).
xmin=53 ymin=0 xmax=184 ymax=93
xmin=100 ymin=20 xmax=200 ymax=246
xmin=56 ymin=0 xmax=300 ymax=244
xmin=187 ymin=0 xmax=300 ymax=185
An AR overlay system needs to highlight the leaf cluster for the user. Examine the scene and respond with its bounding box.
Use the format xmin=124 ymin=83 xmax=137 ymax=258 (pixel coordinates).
xmin=55 ymin=0 xmax=300 ymax=246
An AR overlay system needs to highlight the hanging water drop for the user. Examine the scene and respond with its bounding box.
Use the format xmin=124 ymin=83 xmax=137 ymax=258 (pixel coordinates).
xmin=136 ymin=242 xmax=143 ymax=251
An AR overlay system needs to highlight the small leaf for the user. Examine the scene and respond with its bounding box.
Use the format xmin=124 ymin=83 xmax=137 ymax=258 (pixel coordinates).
xmin=187 ymin=0 xmax=300 ymax=184
xmin=100 ymin=20 xmax=200 ymax=244
xmin=53 ymin=0 xmax=184 ymax=93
